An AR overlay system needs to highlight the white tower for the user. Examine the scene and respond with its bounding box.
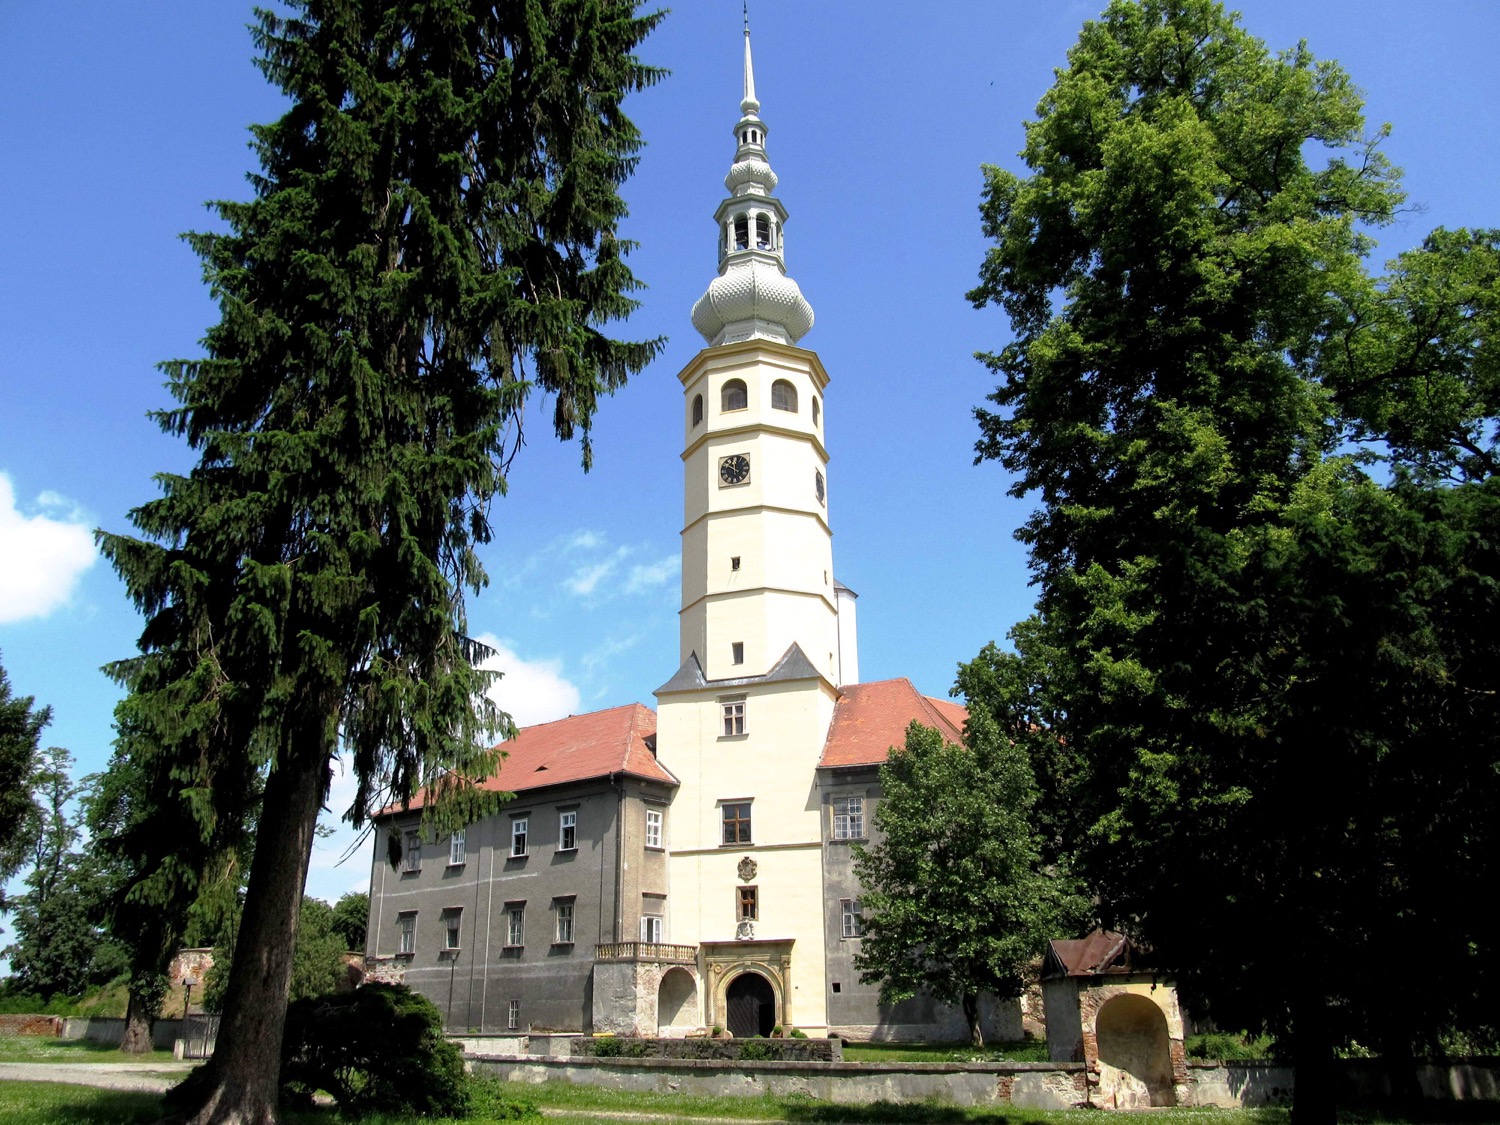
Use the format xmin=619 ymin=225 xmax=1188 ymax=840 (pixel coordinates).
xmin=655 ymin=22 xmax=848 ymax=1036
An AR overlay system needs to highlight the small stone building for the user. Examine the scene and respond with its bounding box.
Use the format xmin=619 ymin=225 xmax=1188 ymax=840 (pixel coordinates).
xmin=1042 ymin=930 xmax=1189 ymax=1108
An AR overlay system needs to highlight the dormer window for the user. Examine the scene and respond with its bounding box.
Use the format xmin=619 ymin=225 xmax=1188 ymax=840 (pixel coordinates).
xmin=733 ymin=215 xmax=749 ymax=251
xmin=771 ymin=380 xmax=797 ymax=412
xmin=722 ymin=379 xmax=748 ymax=412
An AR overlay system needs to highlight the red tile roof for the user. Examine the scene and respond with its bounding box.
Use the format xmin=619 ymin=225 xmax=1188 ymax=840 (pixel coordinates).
xmin=384 ymin=703 xmax=673 ymax=813
xmin=819 ymin=678 xmax=968 ymax=768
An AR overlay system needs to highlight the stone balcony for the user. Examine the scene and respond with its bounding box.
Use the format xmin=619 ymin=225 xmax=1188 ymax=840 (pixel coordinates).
xmin=594 ymin=941 xmax=697 ymax=965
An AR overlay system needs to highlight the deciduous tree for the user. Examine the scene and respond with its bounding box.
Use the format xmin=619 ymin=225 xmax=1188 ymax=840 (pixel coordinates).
xmin=967 ymin=2 xmax=1499 ymax=1120
xmin=852 ymin=713 xmax=1087 ymax=1048
xmin=103 ymin=3 xmax=662 ymax=1120
xmin=0 ymin=654 xmax=49 ymax=920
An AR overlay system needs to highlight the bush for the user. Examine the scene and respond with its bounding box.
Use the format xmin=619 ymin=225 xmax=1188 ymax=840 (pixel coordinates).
xmin=468 ymin=1074 xmax=540 ymax=1120
xmin=591 ymin=1036 xmax=648 ymax=1058
xmin=279 ymin=983 xmax=468 ymax=1117
xmin=1186 ymin=1031 xmax=1274 ymax=1060
xmin=789 ymin=1027 xmax=808 ymax=1039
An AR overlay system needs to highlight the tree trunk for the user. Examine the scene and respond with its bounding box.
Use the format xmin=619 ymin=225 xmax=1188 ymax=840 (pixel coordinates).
xmin=963 ymin=992 xmax=985 ymax=1049
xmin=1289 ymin=992 xmax=1337 ymax=1125
xmin=119 ymin=988 xmax=154 ymax=1054
xmin=171 ymin=721 xmax=331 ymax=1125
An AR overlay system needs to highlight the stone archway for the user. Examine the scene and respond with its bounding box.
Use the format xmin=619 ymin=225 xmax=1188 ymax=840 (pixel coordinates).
xmin=725 ymin=971 xmax=776 ymax=1038
xmin=1095 ymin=993 xmax=1175 ymax=1108
xmin=657 ymin=967 xmax=699 ymax=1036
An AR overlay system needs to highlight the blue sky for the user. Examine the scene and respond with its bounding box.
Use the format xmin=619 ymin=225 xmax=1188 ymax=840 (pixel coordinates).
xmin=2 ymin=1 xmax=1496 ymax=904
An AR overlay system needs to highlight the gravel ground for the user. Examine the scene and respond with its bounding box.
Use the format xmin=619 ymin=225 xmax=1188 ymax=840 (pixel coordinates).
xmin=0 ymin=1060 xmax=198 ymax=1093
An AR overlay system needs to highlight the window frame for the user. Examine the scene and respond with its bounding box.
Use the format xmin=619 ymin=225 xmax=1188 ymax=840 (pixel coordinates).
xmin=692 ymin=393 xmax=704 ymax=427
xmin=738 ymin=885 xmax=759 ymax=923
xmin=841 ymin=898 xmax=864 ymax=939
xmin=721 ymin=697 xmax=746 ymax=737
xmin=508 ymin=999 xmax=521 ymax=1031
xmin=398 ymin=911 xmax=417 ymax=956
xmin=771 ymin=379 xmax=798 ymax=412
xmin=721 ymin=802 xmax=752 ymax=845
xmin=402 ymin=831 xmax=422 ymax=874
xmin=554 ymin=900 xmax=575 ymax=945
xmin=721 ymin=379 xmax=748 ymax=412
xmin=443 ymin=908 xmax=462 ymax=951
xmin=448 ymin=829 xmax=466 ymax=866
xmin=645 ymin=808 xmax=663 ymax=850
xmin=640 ymin=913 xmax=663 ymax=944
xmin=832 ymin=795 xmax=865 ymax=841
xmin=510 ymin=816 xmax=529 ymax=858
xmin=506 ymin=903 xmax=525 ymax=948
xmin=558 ymin=810 xmax=577 ymax=852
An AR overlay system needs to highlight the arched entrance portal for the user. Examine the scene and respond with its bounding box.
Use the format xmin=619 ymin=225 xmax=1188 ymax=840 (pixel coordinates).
xmin=1095 ymin=994 xmax=1175 ymax=1108
xmin=657 ymin=968 xmax=699 ymax=1035
xmin=725 ymin=971 xmax=776 ymax=1038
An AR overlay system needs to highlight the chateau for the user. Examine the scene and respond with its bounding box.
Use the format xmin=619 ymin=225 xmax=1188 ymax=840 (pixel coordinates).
xmin=366 ymin=27 xmax=1019 ymax=1043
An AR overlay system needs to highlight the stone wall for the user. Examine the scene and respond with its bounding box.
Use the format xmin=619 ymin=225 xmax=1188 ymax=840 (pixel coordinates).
xmin=0 ymin=1014 xmax=62 ymax=1036
xmin=471 ymin=1053 xmax=1089 ymax=1109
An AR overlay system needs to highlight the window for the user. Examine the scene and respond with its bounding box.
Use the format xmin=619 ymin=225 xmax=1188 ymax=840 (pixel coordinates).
xmin=559 ymin=810 xmax=577 ymax=852
xmin=444 ymin=908 xmax=462 ymax=951
xmin=812 ymin=396 xmax=821 ymax=426
xmin=692 ymin=393 xmax=704 ymax=426
xmin=731 ymin=641 xmax=744 ymax=665
xmin=771 ymin=379 xmax=797 ymax=412
xmin=722 ymin=802 xmax=752 ymax=845
xmin=506 ymin=905 xmax=525 ymax=947
xmin=755 ymin=215 xmax=772 ymax=250
xmin=398 ymin=912 xmax=416 ymax=955
xmin=449 ymin=830 xmax=466 ymax=866
xmin=832 ymin=796 xmax=865 ymax=840
xmin=402 ymin=831 xmax=422 ymax=874
xmin=721 ymin=698 xmax=745 ymax=737
xmin=738 ymin=886 xmax=759 ymax=922
xmin=733 ymin=215 xmax=749 ymax=251
xmin=730 ymin=555 xmax=741 ymax=571
xmin=722 ymin=379 xmax=748 ymax=412
xmin=641 ymin=914 xmax=663 ymax=943
xmin=842 ymin=899 xmax=864 ymax=938
xmin=511 ymin=816 xmax=528 ymax=857
xmin=555 ymin=900 xmax=574 ymax=944
xmin=645 ymin=808 xmax=663 ymax=849
xmin=508 ymin=1000 xmax=521 ymax=1031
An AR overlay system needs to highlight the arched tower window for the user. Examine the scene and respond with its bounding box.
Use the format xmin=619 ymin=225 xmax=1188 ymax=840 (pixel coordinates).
xmin=692 ymin=394 xmax=704 ymax=427
xmin=771 ymin=380 xmax=797 ymax=412
xmin=733 ymin=215 xmax=749 ymax=251
xmin=722 ymin=379 xmax=748 ymax=412
xmin=755 ymin=215 xmax=772 ymax=250
xmin=812 ymin=396 xmax=821 ymax=426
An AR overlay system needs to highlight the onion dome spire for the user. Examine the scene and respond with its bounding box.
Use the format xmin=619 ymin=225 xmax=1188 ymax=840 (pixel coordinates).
xmin=690 ymin=20 xmax=814 ymax=347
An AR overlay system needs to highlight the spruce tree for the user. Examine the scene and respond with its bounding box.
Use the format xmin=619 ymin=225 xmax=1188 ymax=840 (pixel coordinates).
xmin=101 ymin=3 xmax=662 ymax=1120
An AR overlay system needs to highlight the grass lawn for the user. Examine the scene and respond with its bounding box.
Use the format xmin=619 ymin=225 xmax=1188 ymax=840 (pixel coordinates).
xmin=839 ymin=1039 xmax=1050 ymax=1065
xmin=0 ymin=1033 xmax=178 ymax=1065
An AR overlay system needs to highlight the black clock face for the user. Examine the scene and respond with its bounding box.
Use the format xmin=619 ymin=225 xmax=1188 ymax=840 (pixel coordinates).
xmin=815 ymin=469 xmax=825 ymax=504
xmin=719 ymin=454 xmax=750 ymax=485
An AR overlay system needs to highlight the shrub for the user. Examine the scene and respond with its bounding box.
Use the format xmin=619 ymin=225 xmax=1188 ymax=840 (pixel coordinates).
xmin=789 ymin=1027 xmax=808 ymax=1039
xmin=1186 ymin=1031 xmax=1274 ymax=1060
xmin=279 ymin=983 xmax=468 ymax=1117
xmin=469 ymin=1074 xmax=540 ymax=1120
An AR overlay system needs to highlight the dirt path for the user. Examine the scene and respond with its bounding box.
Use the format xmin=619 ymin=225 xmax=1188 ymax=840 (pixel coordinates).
xmin=0 ymin=1060 xmax=198 ymax=1093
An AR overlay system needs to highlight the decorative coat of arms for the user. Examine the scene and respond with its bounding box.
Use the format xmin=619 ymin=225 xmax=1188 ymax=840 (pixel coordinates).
xmin=737 ymin=856 xmax=758 ymax=882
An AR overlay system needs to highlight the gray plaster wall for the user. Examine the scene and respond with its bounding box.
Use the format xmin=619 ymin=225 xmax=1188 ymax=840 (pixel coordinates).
xmin=368 ymin=775 xmax=672 ymax=1032
xmin=818 ymin=766 xmax=1022 ymax=1042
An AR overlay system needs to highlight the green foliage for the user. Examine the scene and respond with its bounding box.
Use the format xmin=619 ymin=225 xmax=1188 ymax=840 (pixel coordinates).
xmin=965 ymin=0 xmax=1500 ymax=1098
xmin=467 ymin=1074 xmax=541 ymax=1121
xmin=738 ymin=1040 xmax=772 ymax=1060
xmin=852 ymin=716 xmax=1089 ymax=1048
xmin=330 ymin=891 xmax=369 ymax=951
xmin=789 ymin=1027 xmax=808 ymax=1039
xmin=1187 ymin=1032 xmax=1275 ymax=1061
xmin=590 ymin=1036 xmax=649 ymax=1058
xmin=201 ymin=896 xmax=348 ymax=1013
xmin=100 ymin=1 xmax=664 ymax=1112
xmin=278 ymin=983 xmax=469 ymax=1117
xmin=0 ymin=656 xmax=49 ymax=920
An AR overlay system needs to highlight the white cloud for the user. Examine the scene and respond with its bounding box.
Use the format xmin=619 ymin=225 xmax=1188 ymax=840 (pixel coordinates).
xmin=562 ymin=529 xmax=605 ymax=552
xmin=0 ymin=473 xmax=96 ymax=624
xmin=475 ymin=632 xmax=582 ymax=728
xmin=564 ymin=557 xmax=619 ymax=597
xmin=623 ymin=554 xmax=679 ymax=595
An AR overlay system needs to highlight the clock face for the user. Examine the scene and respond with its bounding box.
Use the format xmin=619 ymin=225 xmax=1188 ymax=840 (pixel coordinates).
xmin=815 ymin=469 xmax=825 ymax=504
xmin=719 ymin=453 xmax=751 ymax=486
